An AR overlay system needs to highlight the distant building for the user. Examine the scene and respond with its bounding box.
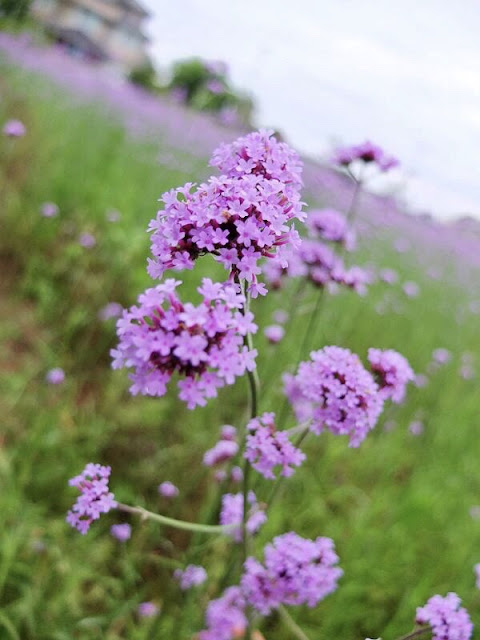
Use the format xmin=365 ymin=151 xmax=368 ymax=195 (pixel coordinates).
xmin=31 ymin=0 xmax=151 ymax=73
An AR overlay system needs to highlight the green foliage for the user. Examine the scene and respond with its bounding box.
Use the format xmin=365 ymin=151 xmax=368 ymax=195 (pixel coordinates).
xmin=0 ymin=0 xmax=31 ymax=20
xmin=1 ymin=59 xmax=480 ymax=640
xmin=168 ymin=57 xmax=254 ymax=125
xmin=128 ymin=60 xmax=158 ymax=93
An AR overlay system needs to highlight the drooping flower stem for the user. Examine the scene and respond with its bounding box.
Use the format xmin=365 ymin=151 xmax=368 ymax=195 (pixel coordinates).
xmin=278 ymin=605 xmax=312 ymax=640
xmin=116 ymin=503 xmax=233 ymax=535
xmin=394 ymin=626 xmax=431 ymax=640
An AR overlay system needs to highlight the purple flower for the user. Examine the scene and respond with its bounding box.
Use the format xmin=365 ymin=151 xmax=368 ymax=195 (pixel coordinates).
xmin=230 ymin=466 xmax=243 ymax=483
xmin=98 ymin=302 xmax=123 ymax=321
xmin=285 ymin=346 xmax=384 ymax=447
xmin=158 ymin=481 xmax=179 ymax=498
xmin=379 ymin=268 xmax=398 ymax=284
xmin=245 ymin=412 xmax=305 ymax=479
xmin=66 ymin=463 xmax=116 ymax=534
xmin=111 ymin=278 xmax=257 ymax=409
xmin=264 ymin=324 xmax=284 ymax=344
xmin=79 ymin=232 xmax=96 ymax=249
xmin=3 ymin=119 xmax=26 ymax=137
xmin=332 ymin=140 xmax=398 ymax=172
xmin=273 ymin=309 xmax=289 ymax=324
xmin=174 ymin=564 xmax=207 ymax=590
xmin=45 ymin=367 xmax=65 ymax=385
xmin=306 ymin=208 xmax=354 ymax=248
xmin=203 ymin=439 xmax=239 ymax=467
xmin=219 ymin=491 xmax=266 ymax=543
xmin=241 ymin=532 xmax=343 ymax=615
xmin=403 ymin=281 xmax=419 ymax=297
xmin=474 ymin=564 xmax=480 ymax=589
xmin=432 ymin=348 xmax=452 ymax=365
xmin=415 ymin=593 xmax=472 ymax=640
xmin=408 ymin=420 xmax=424 ymax=436
xmin=414 ymin=373 xmax=429 ymax=388
xmin=110 ymin=523 xmax=131 ymax=542
xmin=199 ymin=586 xmax=246 ymax=640
xmin=148 ymin=130 xmax=304 ymax=296
xmin=40 ymin=202 xmax=59 ymax=218
xmin=368 ymin=348 xmax=414 ymax=403
xmin=137 ymin=601 xmax=159 ymax=618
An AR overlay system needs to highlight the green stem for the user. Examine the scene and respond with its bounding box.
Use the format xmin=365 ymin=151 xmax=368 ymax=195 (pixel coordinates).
xmin=240 ymin=285 xmax=260 ymax=638
xmin=115 ymin=503 xmax=233 ymax=535
xmin=395 ymin=626 xmax=431 ymax=640
xmin=278 ymin=605 xmax=312 ymax=640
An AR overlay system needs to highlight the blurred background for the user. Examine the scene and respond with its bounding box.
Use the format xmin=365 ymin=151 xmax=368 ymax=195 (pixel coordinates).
xmin=1 ymin=2 xmax=480 ymax=640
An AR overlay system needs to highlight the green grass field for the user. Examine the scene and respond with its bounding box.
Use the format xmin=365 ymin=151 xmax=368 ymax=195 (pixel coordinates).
xmin=1 ymin=57 xmax=480 ymax=640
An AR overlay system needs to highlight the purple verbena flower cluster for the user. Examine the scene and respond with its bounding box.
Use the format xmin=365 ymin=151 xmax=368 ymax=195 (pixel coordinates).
xmin=219 ymin=491 xmax=266 ymax=542
xmin=148 ymin=130 xmax=304 ymax=297
xmin=306 ymin=208 xmax=355 ymax=248
xmin=332 ymin=140 xmax=399 ymax=172
xmin=158 ymin=481 xmax=179 ymax=498
xmin=244 ymin=412 xmax=306 ymax=479
xmin=3 ymin=118 xmax=26 ymax=137
xmin=111 ymin=278 xmax=257 ymax=408
xmin=203 ymin=425 xmax=239 ymax=467
xmin=198 ymin=586 xmax=246 ymax=640
xmin=264 ymin=208 xmax=369 ymax=295
xmin=241 ymin=532 xmax=342 ymax=615
xmin=174 ymin=564 xmax=207 ymax=590
xmin=367 ymin=348 xmax=414 ymax=403
xmin=415 ymin=593 xmax=473 ymax=640
xmin=110 ymin=523 xmax=132 ymax=542
xmin=66 ymin=463 xmax=116 ymax=534
xmin=284 ymin=346 xmax=384 ymax=447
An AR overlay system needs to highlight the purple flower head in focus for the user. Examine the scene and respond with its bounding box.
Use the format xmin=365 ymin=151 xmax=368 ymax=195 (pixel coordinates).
xmin=158 ymin=481 xmax=179 ymax=498
xmin=40 ymin=202 xmax=59 ymax=218
xmin=368 ymin=348 xmax=414 ymax=403
xmin=174 ymin=564 xmax=207 ymax=590
xmin=3 ymin=119 xmax=26 ymax=137
xmin=241 ymin=532 xmax=343 ymax=615
xmin=137 ymin=601 xmax=159 ymax=618
xmin=199 ymin=586 xmax=246 ymax=640
xmin=332 ymin=140 xmax=399 ymax=172
xmin=148 ymin=130 xmax=304 ymax=296
xmin=415 ymin=593 xmax=473 ymax=640
xmin=66 ymin=463 xmax=116 ymax=534
xmin=111 ymin=278 xmax=257 ymax=409
xmin=46 ymin=367 xmax=65 ymax=385
xmin=219 ymin=491 xmax=266 ymax=543
xmin=285 ymin=346 xmax=384 ymax=447
xmin=110 ymin=523 xmax=131 ymax=542
xmin=244 ymin=412 xmax=305 ymax=479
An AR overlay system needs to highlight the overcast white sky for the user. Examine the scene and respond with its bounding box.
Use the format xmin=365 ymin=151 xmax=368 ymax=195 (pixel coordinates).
xmin=141 ymin=0 xmax=480 ymax=219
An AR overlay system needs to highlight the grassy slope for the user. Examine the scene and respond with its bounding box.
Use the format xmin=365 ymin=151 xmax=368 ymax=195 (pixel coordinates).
xmin=1 ymin=59 xmax=480 ymax=640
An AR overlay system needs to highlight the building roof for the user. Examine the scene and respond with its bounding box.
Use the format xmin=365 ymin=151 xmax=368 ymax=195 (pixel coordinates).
xmin=118 ymin=0 xmax=151 ymax=17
